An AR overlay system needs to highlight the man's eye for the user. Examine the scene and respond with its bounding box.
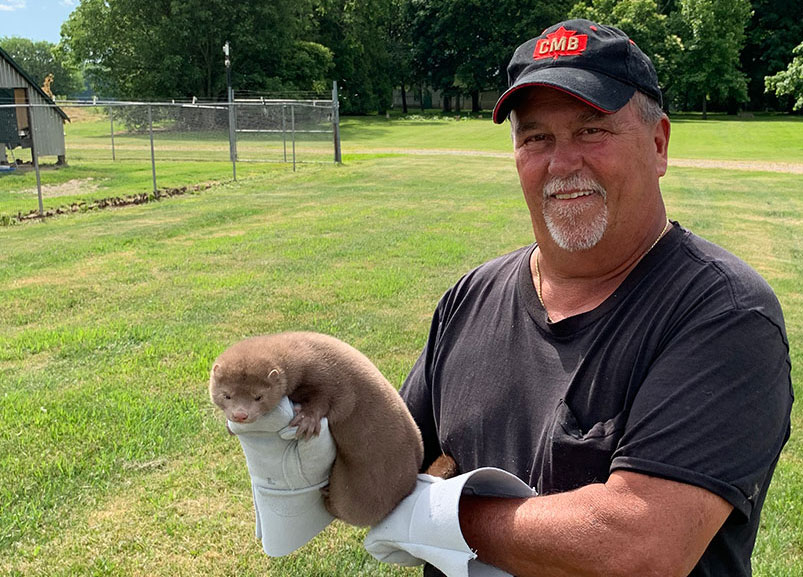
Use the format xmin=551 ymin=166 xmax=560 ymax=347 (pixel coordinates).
xmin=580 ymin=127 xmax=605 ymax=137
xmin=521 ymin=133 xmax=548 ymax=146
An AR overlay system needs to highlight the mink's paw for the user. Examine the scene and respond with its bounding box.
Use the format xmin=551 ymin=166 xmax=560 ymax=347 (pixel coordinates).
xmin=290 ymin=409 xmax=323 ymax=440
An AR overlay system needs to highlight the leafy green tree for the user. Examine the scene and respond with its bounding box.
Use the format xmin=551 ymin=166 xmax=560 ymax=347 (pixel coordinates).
xmin=61 ymin=0 xmax=331 ymax=100
xmin=407 ymin=0 xmax=572 ymax=112
xmin=310 ymin=0 xmax=395 ymax=114
xmin=285 ymin=41 xmax=335 ymax=95
xmin=765 ymin=41 xmax=803 ymax=111
xmin=675 ymin=0 xmax=752 ymax=117
xmin=742 ymin=0 xmax=803 ymax=110
xmin=0 ymin=37 xmax=83 ymax=97
xmin=569 ymin=0 xmax=683 ymax=106
xmin=388 ymin=0 xmax=415 ymax=113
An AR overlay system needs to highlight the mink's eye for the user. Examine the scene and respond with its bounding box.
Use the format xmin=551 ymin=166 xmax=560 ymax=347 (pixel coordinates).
xmin=224 ymin=394 xmax=232 ymax=400
xmin=254 ymin=395 xmax=263 ymax=401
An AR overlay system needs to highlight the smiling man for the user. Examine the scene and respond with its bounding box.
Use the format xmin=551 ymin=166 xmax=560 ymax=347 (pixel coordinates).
xmin=365 ymin=19 xmax=792 ymax=577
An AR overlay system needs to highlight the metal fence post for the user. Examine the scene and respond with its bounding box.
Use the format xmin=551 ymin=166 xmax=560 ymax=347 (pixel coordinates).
xmin=228 ymin=100 xmax=237 ymax=181
xmin=291 ymin=104 xmax=296 ymax=172
xmin=29 ymin=103 xmax=44 ymax=215
xmin=110 ymin=106 xmax=116 ymax=161
xmin=332 ymin=81 xmax=341 ymax=164
xmin=148 ymin=104 xmax=157 ymax=194
xmin=282 ymin=104 xmax=287 ymax=163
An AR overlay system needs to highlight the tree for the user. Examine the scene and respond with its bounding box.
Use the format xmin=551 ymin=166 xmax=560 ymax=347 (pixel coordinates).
xmin=310 ymin=0 xmax=395 ymax=115
xmin=765 ymin=41 xmax=803 ymax=111
xmin=0 ymin=37 xmax=83 ymax=97
xmin=60 ymin=0 xmax=332 ymax=100
xmin=675 ymin=0 xmax=752 ymax=117
xmin=388 ymin=0 xmax=414 ymax=113
xmin=742 ymin=0 xmax=803 ymax=110
xmin=407 ymin=0 xmax=573 ymax=112
xmin=569 ymin=0 xmax=683 ymax=107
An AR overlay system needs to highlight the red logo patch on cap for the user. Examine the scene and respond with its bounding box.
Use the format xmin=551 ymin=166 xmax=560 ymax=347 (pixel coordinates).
xmin=533 ymin=26 xmax=588 ymax=60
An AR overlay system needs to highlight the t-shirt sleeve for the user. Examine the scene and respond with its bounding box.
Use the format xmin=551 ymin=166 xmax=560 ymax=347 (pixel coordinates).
xmin=611 ymin=308 xmax=792 ymax=520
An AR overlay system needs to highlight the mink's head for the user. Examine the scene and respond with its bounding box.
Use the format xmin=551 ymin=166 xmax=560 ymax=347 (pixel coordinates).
xmin=209 ymin=344 xmax=287 ymax=423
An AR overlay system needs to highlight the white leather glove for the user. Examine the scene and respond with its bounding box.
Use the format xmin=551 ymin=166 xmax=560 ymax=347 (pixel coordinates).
xmin=227 ymin=396 xmax=337 ymax=556
xmin=364 ymin=468 xmax=537 ymax=577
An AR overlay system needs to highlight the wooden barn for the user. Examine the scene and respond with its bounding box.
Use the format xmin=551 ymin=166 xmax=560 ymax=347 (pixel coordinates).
xmin=0 ymin=45 xmax=69 ymax=165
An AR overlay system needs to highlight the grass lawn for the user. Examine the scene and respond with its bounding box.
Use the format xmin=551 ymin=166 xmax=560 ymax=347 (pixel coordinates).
xmin=0 ymin=113 xmax=801 ymax=576
xmin=338 ymin=111 xmax=803 ymax=163
xmin=2 ymin=109 xmax=802 ymax=221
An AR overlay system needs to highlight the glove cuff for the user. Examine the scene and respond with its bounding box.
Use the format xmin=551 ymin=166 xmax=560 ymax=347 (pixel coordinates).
xmin=422 ymin=468 xmax=536 ymax=576
xmin=366 ymin=468 xmax=535 ymax=577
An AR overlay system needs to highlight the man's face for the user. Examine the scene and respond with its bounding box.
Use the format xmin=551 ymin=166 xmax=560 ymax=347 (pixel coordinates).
xmin=510 ymin=88 xmax=668 ymax=253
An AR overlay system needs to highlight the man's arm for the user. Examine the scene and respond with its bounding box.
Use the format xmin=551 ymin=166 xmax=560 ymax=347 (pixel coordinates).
xmin=459 ymin=470 xmax=733 ymax=577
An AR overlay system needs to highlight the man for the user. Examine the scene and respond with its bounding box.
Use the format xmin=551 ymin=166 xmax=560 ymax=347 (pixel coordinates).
xmin=365 ymin=19 xmax=792 ymax=577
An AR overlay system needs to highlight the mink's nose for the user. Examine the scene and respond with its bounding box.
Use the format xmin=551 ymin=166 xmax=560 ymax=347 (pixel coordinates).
xmin=232 ymin=410 xmax=248 ymax=422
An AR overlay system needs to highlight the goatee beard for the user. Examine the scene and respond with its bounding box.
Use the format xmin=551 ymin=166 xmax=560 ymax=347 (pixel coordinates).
xmin=543 ymin=175 xmax=608 ymax=252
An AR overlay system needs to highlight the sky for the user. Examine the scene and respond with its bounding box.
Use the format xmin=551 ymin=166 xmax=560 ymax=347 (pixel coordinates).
xmin=0 ymin=0 xmax=78 ymax=44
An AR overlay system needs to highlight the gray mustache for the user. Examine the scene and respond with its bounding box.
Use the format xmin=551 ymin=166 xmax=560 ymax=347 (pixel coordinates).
xmin=543 ymin=175 xmax=607 ymax=200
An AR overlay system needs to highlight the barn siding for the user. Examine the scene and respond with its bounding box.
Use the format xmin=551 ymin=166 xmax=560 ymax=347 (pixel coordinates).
xmin=0 ymin=53 xmax=67 ymax=158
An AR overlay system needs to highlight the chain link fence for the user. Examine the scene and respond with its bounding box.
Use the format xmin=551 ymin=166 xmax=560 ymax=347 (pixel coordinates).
xmin=0 ymin=84 xmax=341 ymax=219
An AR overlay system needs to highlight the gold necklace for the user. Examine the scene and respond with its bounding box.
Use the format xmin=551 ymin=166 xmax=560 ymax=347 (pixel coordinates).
xmin=646 ymin=219 xmax=672 ymax=254
xmin=534 ymin=219 xmax=672 ymax=312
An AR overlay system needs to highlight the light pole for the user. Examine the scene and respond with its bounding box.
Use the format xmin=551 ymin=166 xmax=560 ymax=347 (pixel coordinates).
xmin=223 ymin=40 xmax=236 ymax=179
xmin=223 ymin=41 xmax=232 ymax=102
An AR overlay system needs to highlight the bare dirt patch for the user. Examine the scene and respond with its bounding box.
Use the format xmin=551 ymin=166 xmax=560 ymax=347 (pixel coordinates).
xmin=16 ymin=178 xmax=102 ymax=198
xmin=7 ymin=182 xmax=217 ymax=224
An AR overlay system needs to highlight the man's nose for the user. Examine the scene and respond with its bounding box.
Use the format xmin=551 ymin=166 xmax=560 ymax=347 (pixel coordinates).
xmin=547 ymin=140 xmax=583 ymax=178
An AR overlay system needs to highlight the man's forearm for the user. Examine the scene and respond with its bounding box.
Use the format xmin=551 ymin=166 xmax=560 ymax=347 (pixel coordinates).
xmin=459 ymin=487 xmax=640 ymax=577
xmin=458 ymin=471 xmax=732 ymax=577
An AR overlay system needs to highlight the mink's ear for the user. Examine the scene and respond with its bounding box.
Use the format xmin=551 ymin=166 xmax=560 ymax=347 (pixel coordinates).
xmin=211 ymin=363 xmax=222 ymax=376
xmin=268 ymin=368 xmax=281 ymax=383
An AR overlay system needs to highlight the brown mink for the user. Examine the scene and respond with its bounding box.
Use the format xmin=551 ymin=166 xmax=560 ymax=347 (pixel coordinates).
xmin=209 ymin=331 xmax=424 ymax=527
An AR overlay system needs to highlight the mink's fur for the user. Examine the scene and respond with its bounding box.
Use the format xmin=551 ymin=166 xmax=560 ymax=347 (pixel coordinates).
xmin=210 ymin=332 xmax=424 ymax=527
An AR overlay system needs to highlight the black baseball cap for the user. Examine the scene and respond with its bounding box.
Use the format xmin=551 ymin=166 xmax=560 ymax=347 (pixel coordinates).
xmin=492 ymin=19 xmax=662 ymax=123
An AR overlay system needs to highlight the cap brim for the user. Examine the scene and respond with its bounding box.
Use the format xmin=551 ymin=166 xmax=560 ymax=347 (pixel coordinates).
xmin=492 ymin=67 xmax=636 ymax=123
xmin=253 ymin=482 xmax=335 ymax=556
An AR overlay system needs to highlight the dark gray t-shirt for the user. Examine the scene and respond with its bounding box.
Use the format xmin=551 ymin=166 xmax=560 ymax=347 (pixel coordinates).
xmin=402 ymin=223 xmax=792 ymax=576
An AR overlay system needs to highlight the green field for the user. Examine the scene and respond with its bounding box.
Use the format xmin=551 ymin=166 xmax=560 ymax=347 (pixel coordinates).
xmin=1 ymin=109 xmax=802 ymax=221
xmin=0 ymin=112 xmax=801 ymax=576
xmin=343 ymin=111 xmax=803 ymax=162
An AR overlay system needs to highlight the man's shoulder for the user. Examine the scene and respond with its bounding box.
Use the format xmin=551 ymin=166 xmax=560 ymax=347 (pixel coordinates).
xmin=447 ymin=245 xmax=531 ymax=294
xmin=435 ymin=245 xmax=532 ymax=313
xmin=464 ymin=244 xmax=532 ymax=281
xmin=677 ymin=229 xmax=779 ymax=306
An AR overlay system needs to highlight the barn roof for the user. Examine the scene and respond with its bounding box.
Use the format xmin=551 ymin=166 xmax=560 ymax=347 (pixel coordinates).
xmin=0 ymin=44 xmax=69 ymax=122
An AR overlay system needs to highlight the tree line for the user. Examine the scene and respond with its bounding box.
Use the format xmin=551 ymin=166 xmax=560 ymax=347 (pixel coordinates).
xmin=1 ymin=0 xmax=802 ymax=115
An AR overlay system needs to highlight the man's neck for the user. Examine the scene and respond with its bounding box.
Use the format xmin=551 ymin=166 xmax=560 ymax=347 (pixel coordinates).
xmin=533 ymin=217 xmax=670 ymax=322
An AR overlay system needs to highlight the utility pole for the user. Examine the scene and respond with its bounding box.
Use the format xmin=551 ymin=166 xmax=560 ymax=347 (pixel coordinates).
xmin=332 ymin=81 xmax=341 ymax=164
xmin=223 ymin=40 xmax=237 ymax=180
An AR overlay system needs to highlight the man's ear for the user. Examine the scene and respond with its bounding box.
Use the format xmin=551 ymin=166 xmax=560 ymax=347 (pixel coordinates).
xmin=654 ymin=116 xmax=670 ymax=178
